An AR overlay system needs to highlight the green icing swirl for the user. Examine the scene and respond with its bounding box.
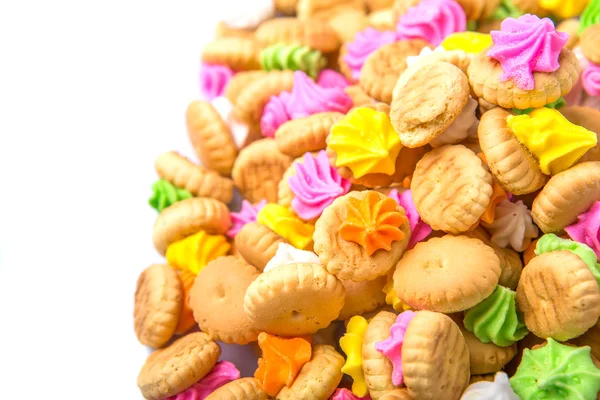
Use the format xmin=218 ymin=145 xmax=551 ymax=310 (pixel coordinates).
xmin=148 ymin=179 xmax=192 ymax=212
xmin=512 ymin=97 xmax=566 ymax=115
xmin=463 ymin=285 xmax=529 ymax=347
xmin=510 ymin=338 xmax=600 ymax=400
xmin=535 ymin=234 xmax=600 ymax=286
xmin=490 ymin=0 xmax=524 ymax=21
xmin=580 ymin=0 xmax=600 ymax=33
xmin=260 ymin=44 xmax=326 ymax=79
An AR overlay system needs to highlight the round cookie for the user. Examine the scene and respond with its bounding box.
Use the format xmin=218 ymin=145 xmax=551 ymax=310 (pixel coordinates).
xmin=361 ymin=311 xmax=397 ymax=399
xmin=338 ymin=275 xmax=387 ymax=320
xmin=137 ymin=332 xmax=220 ymax=400
xmin=189 ymin=256 xmax=260 ymax=344
xmin=411 ymin=145 xmax=493 ymax=233
xmin=205 ymin=378 xmax=268 ymax=400
xmin=460 ymin=326 xmax=517 ymax=375
xmin=255 ymin=17 xmax=341 ymax=54
xmin=134 ymin=264 xmax=183 ymax=348
xmin=581 ymin=24 xmax=600 ymax=65
xmin=235 ymin=221 xmax=286 ymax=271
xmin=345 ymin=85 xmax=374 ymax=107
xmin=275 ymin=112 xmax=345 ymax=158
xmin=201 ymin=37 xmax=261 ymax=71
xmin=394 ymin=235 xmax=501 ymax=313
xmin=244 ymin=262 xmax=346 ymax=335
xmin=379 ymin=389 xmax=413 ymax=400
xmin=224 ymin=70 xmax=269 ymax=105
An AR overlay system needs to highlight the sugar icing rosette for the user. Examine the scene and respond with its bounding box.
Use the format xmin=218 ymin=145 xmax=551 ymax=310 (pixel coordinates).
xmin=481 ymin=199 xmax=538 ymax=252
xmin=461 ymin=372 xmax=519 ymax=400
xmin=374 ymin=311 xmax=416 ymax=386
xmin=388 ymin=189 xmax=432 ymax=249
xmin=343 ymin=28 xmax=397 ymax=81
xmin=227 ymin=199 xmax=267 ymax=238
xmin=167 ymin=361 xmax=240 ymax=400
xmin=395 ymin=0 xmax=467 ymax=46
xmin=263 ymin=243 xmax=321 ymax=273
xmin=566 ymin=201 xmax=600 ymax=258
xmin=219 ymin=0 xmax=274 ymax=30
xmin=317 ymin=69 xmax=350 ymax=89
xmin=199 ymin=64 xmax=233 ymax=101
xmin=583 ymin=62 xmax=600 ymax=96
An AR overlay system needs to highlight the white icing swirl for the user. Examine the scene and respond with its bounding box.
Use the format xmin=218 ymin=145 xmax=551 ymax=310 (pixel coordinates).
xmin=220 ymin=0 xmax=275 ymax=30
xmin=210 ymin=96 xmax=249 ymax=149
xmin=460 ymin=372 xmax=519 ymax=400
xmin=482 ymin=199 xmax=539 ymax=252
xmin=263 ymin=243 xmax=321 ymax=272
xmin=430 ymin=97 xmax=478 ymax=148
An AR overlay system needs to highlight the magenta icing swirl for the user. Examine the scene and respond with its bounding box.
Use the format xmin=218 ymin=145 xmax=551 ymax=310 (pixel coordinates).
xmin=200 ymin=64 xmax=234 ymax=101
xmin=343 ymin=28 xmax=397 ymax=81
xmin=389 ymin=189 xmax=432 ymax=249
xmin=261 ymin=93 xmax=290 ymax=138
xmin=227 ymin=199 xmax=267 ymax=238
xmin=285 ymin=71 xmax=353 ymax=119
xmin=168 ymin=361 xmax=240 ymax=400
xmin=565 ymin=201 xmax=600 ymax=258
xmin=288 ymin=151 xmax=351 ymax=220
xmin=318 ymin=69 xmax=350 ymax=89
xmin=374 ymin=310 xmax=416 ymax=386
xmin=487 ymin=14 xmax=569 ymax=91
xmin=395 ymin=0 xmax=466 ymax=46
xmin=330 ymin=388 xmax=373 ymax=400
xmin=583 ymin=62 xmax=600 ymax=97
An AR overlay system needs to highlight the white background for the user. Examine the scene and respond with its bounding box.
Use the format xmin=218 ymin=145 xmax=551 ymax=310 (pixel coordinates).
xmin=0 ymin=1 xmax=235 ymax=397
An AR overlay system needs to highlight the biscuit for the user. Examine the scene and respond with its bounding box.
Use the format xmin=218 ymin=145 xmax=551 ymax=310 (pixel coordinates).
xmin=232 ymin=138 xmax=293 ymax=203
xmin=185 ymin=101 xmax=238 ymax=176
xmin=395 ymin=50 xmax=472 ymax=89
xmin=379 ymin=389 xmax=413 ymax=400
xmin=214 ymin=22 xmax=255 ymax=40
xmin=275 ymin=112 xmax=345 ymax=158
xmin=134 ymin=264 xmax=183 ymax=348
xmin=235 ymin=222 xmax=286 ymax=271
xmin=205 ymin=378 xmax=268 ymax=400
xmin=255 ymin=17 xmax=341 ymax=54
xmin=391 ymin=62 xmax=470 ymax=148
xmin=201 ymin=37 xmax=261 ymax=71
xmin=338 ymin=275 xmax=387 ymax=320
xmin=454 ymin=0 xmax=499 ymax=21
xmin=296 ymin=0 xmax=366 ymax=20
xmin=556 ymin=18 xmax=581 ymax=50
xmin=394 ymin=235 xmax=501 ymax=313
xmin=581 ymin=24 xmax=600 ymax=65
xmin=152 ymin=197 xmax=231 ymax=255
xmin=274 ymin=0 xmax=299 ymax=14
xmin=224 ymin=70 xmax=269 ymax=105
xmin=460 ymin=326 xmax=517 ymax=374
xmin=361 ymin=311 xmax=397 ymax=399
xmin=277 ymin=156 xmax=303 ymax=210
xmin=477 ymin=108 xmax=548 ymax=195
xmin=329 ymin=7 xmax=369 ymax=43
xmin=137 ymin=332 xmax=220 ymax=400
xmin=531 ymin=161 xmax=600 ymax=233
xmin=154 ymin=151 xmax=234 ymax=203
xmin=189 ymin=256 xmax=261 ymax=344
xmin=368 ymin=9 xmax=397 ymax=31
xmin=345 ymin=85 xmax=374 ymax=107
xmin=393 ymin=0 xmax=422 ymax=18
xmin=570 ymin=323 xmax=600 ymax=361
xmin=411 ymin=145 xmax=493 ymax=233
xmin=244 ymin=262 xmax=346 ymax=335
xmin=365 ymin=0 xmax=394 ymax=10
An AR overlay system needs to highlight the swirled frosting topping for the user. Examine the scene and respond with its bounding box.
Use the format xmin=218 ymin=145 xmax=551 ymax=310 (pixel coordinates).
xmin=343 ymin=28 xmax=398 ymax=81
xmin=580 ymin=0 xmax=600 ymax=33
xmin=340 ymin=316 xmax=370 ymax=397
xmin=200 ymin=64 xmax=233 ymax=101
xmin=389 ymin=189 xmax=432 ymax=249
xmin=263 ymin=243 xmax=321 ymax=273
xmin=396 ymin=0 xmax=467 ymax=46
xmin=317 ymin=69 xmax=350 ymax=89
xmin=538 ymin=0 xmax=590 ymax=19
xmin=583 ymin=62 xmax=600 ymax=97
xmin=481 ymin=199 xmax=538 ymax=252
xmin=260 ymin=44 xmax=326 ymax=79
xmin=227 ymin=199 xmax=267 ymax=238
xmin=168 ymin=361 xmax=240 ymax=400
xmin=441 ymin=32 xmax=493 ymax=53
xmin=149 ymin=179 xmax=192 ymax=212
xmin=565 ymin=201 xmax=600 ymax=258
xmin=461 ymin=372 xmax=519 ymax=400
xmin=166 ymin=230 xmax=231 ymax=275
xmin=220 ymin=0 xmax=274 ymax=29
xmin=331 ymin=388 xmax=372 ymax=400
xmin=257 ymin=203 xmax=315 ymax=250
xmin=374 ymin=310 xmax=416 ymax=386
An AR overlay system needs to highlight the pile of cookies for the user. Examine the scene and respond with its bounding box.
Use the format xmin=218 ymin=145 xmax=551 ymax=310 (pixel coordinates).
xmin=134 ymin=0 xmax=600 ymax=398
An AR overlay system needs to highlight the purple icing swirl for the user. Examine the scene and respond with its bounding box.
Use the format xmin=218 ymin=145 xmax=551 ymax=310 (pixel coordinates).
xmin=583 ymin=62 xmax=600 ymax=97
xmin=167 ymin=361 xmax=240 ymax=400
xmin=343 ymin=28 xmax=397 ymax=81
xmin=199 ymin=63 xmax=234 ymax=101
xmin=227 ymin=199 xmax=267 ymax=238
xmin=389 ymin=189 xmax=432 ymax=249
xmin=395 ymin=0 xmax=466 ymax=46
xmin=261 ymin=93 xmax=290 ymax=138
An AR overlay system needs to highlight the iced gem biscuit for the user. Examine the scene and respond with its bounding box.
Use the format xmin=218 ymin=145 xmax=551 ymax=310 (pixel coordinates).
xmin=166 ymin=230 xmax=230 ymax=275
xmin=460 ymin=372 xmax=519 ymax=400
xmin=340 ymin=316 xmax=370 ymax=396
xmin=339 ymin=27 xmax=397 ymax=82
xmin=480 ymin=199 xmax=538 ymax=252
xmin=226 ymin=199 xmax=266 ymax=239
xmin=167 ymin=361 xmax=241 ymax=400
xmin=205 ymin=378 xmax=268 ymax=400
xmin=201 ymin=37 xmax=261 ymax=72
xmin=275 ymin=112 xmax=345 ymax=158
xmin=148 ymin=179 xmax=192 ymax=213
xmin=263 ymin=242 xmax=320 ymax=272
xmin=395 ymin=0 xmax=467 ymax=46
xmin=234 ymin=222 xmax=286 ymax=271
xmin=459 ymin=326 xmax=518 ymax=375
xmin=255 ymin=17 xmax=341 ymax=54
xmin=565 ymin=201 xmax=600 ymax=257
xmin=260 ymin=43 xmax=326 ymax=79
xmin=199 ymin=64 xmax=233 ymax=101
xmin=338 ymin=276 xmax=387 ymax=320
xmin=257 ymin=203 xmax=315 ymax=249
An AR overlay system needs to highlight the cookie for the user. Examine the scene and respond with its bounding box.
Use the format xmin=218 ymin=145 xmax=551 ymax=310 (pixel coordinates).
xmin=274 ymin=0 xmax=299 ymax=14
xmin=154 ymin=152 xmax=234 ymax=204
xmin=224 ymin=70 xmax=269 ymax=105
xmin=313 ymin=191 xmax=411 ymax=281
xmin=296 ymin=0 xmax=366 ymax=20
xmin=365 ymin=0 xmax=394 ymax=10
xmin=393 ymin=0 xmax=423 ymax=18
xmin=235 ymin=221 xmax=286 ymax=271
xmin=516 ymin=250 xmax=600 ymax=341
xmin=329 ymin=7 xmax=369 ymax=43
xmin=277 ymin=155 xmax=304 ymax=210
xmin=275 ymin=345 xmax=345 ymax=400
xmin=379 ymin=389 xmax=413 ymax=400
xmin=137 ymin=332 xmax=220 ymax=400
xmin=477 ymin=108 xmax=548 ymax=195
xmin=244 ymin=262 xmax=346 ymax=335
xmin=570 ymin=323 xmax=600 ymax=361
xmin=338 ymin=275 xmax=387 ymax=320
xmin=411 ymin=145 xmax=493 ymax=233
xmin=361 ymin=311 xmax=397 ymax=399
xmin=581 ymin=24 xmax=600 ymax=65
xmin=201 ymin=37 xmax=261 ymax=71
xmin=205 ymin=378 xmax=268 ymax=400
xmin=214 ymin=22 xmax=255 ymax=40
xmin=345 ymin=85 xmax=374 ymax=107
xmin=360 ymin=39 xmax=431 ymax=104
xmin=189 ymin=256 xmax=260 ymax=344
xmin=368 ymin=9 xmax=397 ymax=31
xmin=460 ymin=326 xmax=517 ymax=374
xmin=390 ymin=62 xmax=470 ymax=148
xmin=396 ymin=49 xmax=472 ymax=89
xmin=134 ymin=264 xmax=183 ymax=348
xmin=454 ymin=0 xmax=499 ymax=21
xmin=531 ymin=161 xmax=600 ymax=233
xmin=232 ymin=138 xmax=293 ymax=203
xmin=394 ymin=235 xmax=501 ymax=313
xmin=255 ymin=17 xmax=341 ymax=54
xmin=152 ymin=197 xmax=231 ymax=255
xmin=275 ymin=112 xmax=345 ymax=158
xmin=556 ymin=18 xmax=581 ymax=50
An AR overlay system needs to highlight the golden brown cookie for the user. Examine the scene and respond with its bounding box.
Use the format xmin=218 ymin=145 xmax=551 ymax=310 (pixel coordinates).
xmin=232 ymin=138 xmax=293 ymax=203
xmin=581 ymin=24 xmax=600 ymax=65
xmin=235 ymin=221 xmax=286 ymax=271
xmin=455 ymin=0 xmax=499 ymax=21
xmin=557 ymin=19 xmax=581 ymax=50
xmin=391 ymin=62 xmax=470 ymax=148
xmin=368 ymin=9 xmax=397 ymax=31
xmin=345 ymin=85 xmax=374 ymax=106
xmin=517 ymin=250 xmax=600 ymax=341
xmin=396 ymin=50 xmax=472 ymax=89
xmin=560 ymin=106 xmax=600 ymax=164
xmin=531 ymin=161 xmax=600 ymax=233
xmin=296 ymin=0 xmax=366 ymax=20
xmin=313 ymin=191 xmax=411 ymax=281
xmin=328 ymin=7 xmax=369 ymax=43
xmin=277 ymin=155 xmax=304 ymax=210
xmin=338 ymin=275 xmax=387 ymax=320
xmin=137 ymin=332 xmax=220 ymax=400
xmin=274 ymin=0 xmax=299 ymax=14
xmin=244 ymin=262 xmax=346 ymax=335
xmin=361 ymin=40 xmax=431 ymax=104
xmin=275 ymin=344 xmax=345 ymax=400
xmin=215 ymin=22 xmax=255 ymax=40
xmin=152 ymin=197 xmax=231 ymax=255
xmin=402 ymin=311 xmax=470 ymax=400
xmin=189 ymin=256 xmax=260 ymax=344
xmin=478 ymin=108 xmax=548 ymax=195
xmin=185 ymin=101 xmax=238 ymax=176
xmin=255 ymin=17 xmax=341 ymax=54
xmin=206 ymin=378 xmax=268 ymax=400
xmin=134 ymin=264 xmax=183 ymax=348
xmin=275 ymin=112 xmax=345 ymax=158
xmin=570 ymin=323 xmax=600 ymax=360
xmin=362 ymin=311 xmax=397 ymax=399
xmin=411 ymin=145 xmax=493 ymax=233
xmin=469 ymin=375 xmax=495 ymax=384
xmin=224 ymin=70 xmax=269 ymax=105
xmin=512 ymin=0 xmax=547 ymax=14
xmin=154 ymin=151 xmax=235 ymax=203
xmin=460 ymin=326 xmax=517 ymax=374
xmin=468 ymin=47 xmax=580 ymax=109
xmin=366 ymin=0 xmax=395 ymax=11
xmin=201 ymin=37 xmax=261 ymax=71
xmin=394 ymin=235 xmax=501 ymax=313
xmin=393 ymin=0 xmax=422 ymax=18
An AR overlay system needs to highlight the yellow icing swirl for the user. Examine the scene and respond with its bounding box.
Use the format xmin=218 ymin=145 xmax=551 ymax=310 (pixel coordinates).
xmin=328 ymin=107 xmax=402 ymax=178
xmin=382 ymin=280 xmax=412 ymax=312
xmin=507 ymin=108 xmax=597 ymax=175
xmin=538 ymin=0 xmax=589 ymax=18
xmin=257 ymin=203 xmax=315 ymax=250
xmin=441 ymin=32 xmax=493 ymax=54
xmin=340 ymin=315 xmax=369 ymax=397
xmin=166 ymin=230 xmax=230 ymax=275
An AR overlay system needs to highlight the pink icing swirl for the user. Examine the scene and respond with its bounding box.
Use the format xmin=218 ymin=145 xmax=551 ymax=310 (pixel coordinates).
xmin=261 ymin=92 xmax=290 ymax=138
xmin=395 ymin=0 xmax=466 ymax=46
xmin=565 ymin=201 xmax=600 ymax=258
xmin=227 ymin=199 xmax=267 ymax=238
xmin=374 ymin=311 xmax=416 ymax=387
xmin=168 ymin=361 xmax=240 ymax=400
xmin=343 ymin=28 xmax=397 ymax=81
xmin=318 ymin=69 xmax=351 ymax=89
xmin=487 ymin=14 xmax=569 ymax=91
xmin=330 ymin=388 xmax=373 ymax=400
xmin=200 ymin=64 xmax=234 ymax=101
xmin=583 ymin=62 xmax=600 ymax=97
xmin=389 ymin=189 xmax=432 ymax=249
xmin=288 ymin=151 xmax=352 ymax=220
